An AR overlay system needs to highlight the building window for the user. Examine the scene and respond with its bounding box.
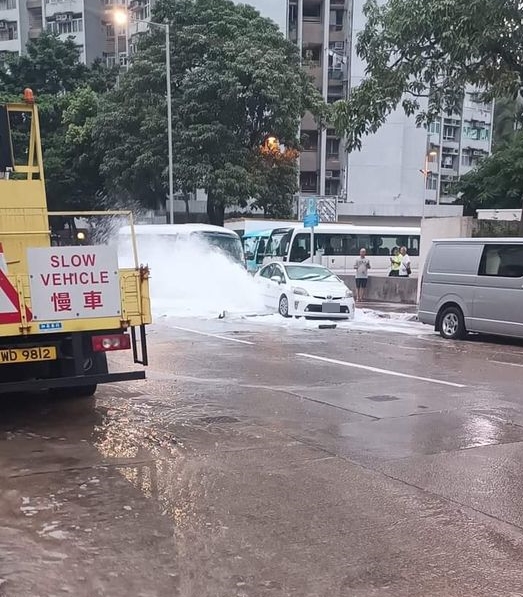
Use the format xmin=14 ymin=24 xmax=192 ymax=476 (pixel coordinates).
xmin=301 ymin=130 xmax=318 ymax=151
xmin=326 ymin=137 xmax=340 ymax=157
xmin=428 ymin=121 xmax=440 ymax=135
xmin=300 ymin=172 xmax=318 ymax=193
xmin=443 ymin=125 xmax=457 ymax=141
xmin=329 ymin=8 xmax=344 ymax=30
xmin=325 ymin=179 xmax=340 ymax=196
xmin=0 ymin=21 xmax=17 ymax=41
xmin=441 ymin=154 xmax=455 ymax=169
xmin=479 ymin=244 xmax=523 ymax=277
xmin=303 ymin=3 xmax=321 ymax=21
xmin=47 ymin=17 xmax=83 ymax=35
xmin=426 ymin=172 xmax=438 ymax=191
xmin=463 ymin=125 xmax=489 ymax=141
xmin=0 ymin=0 xmax=16 ymax=10
xmin=302 ymin=45 xmax=321 ymax=66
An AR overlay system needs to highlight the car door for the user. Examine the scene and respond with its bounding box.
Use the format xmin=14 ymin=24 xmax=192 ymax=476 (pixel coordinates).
xmin=266 ymin=263 xmax=285 ymax=309
xmin=257 ymin=264 xmax=275 ymax=306
xmin=472 ymin=243 xmax=523 ymax=337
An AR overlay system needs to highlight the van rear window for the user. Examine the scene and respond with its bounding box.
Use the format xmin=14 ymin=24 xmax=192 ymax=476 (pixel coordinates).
xmin=479 ymin=244 xmax=523 ymax=278
xmin=429 ymin=244 xmax=482 ymax=275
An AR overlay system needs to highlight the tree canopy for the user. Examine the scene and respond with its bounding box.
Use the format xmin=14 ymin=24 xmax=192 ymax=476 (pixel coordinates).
xmin=456 ymin=131 xmax=523 ymax=223
xmin=94 ymin=0 xmax=324 ymax=224
xmin=333 ymin=0 xmax=523 ymax=151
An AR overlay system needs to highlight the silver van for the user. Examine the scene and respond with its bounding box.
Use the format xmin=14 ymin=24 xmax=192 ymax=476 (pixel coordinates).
xmin=419 ymin=238 xmax=523 ymax=340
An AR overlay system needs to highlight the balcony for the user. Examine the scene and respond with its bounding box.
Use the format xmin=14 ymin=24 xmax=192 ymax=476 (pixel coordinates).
xmin=300 ymin=150 xmax=319 ymax=171
xmin=302 ymin=20 xmax=324 ymax=45
xmin=326 ymin=156 xmax=341 ymax=170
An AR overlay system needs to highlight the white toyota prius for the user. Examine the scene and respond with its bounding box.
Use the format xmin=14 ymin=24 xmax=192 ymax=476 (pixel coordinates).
xmin=255 ymin=262 xmax=355 ymax=319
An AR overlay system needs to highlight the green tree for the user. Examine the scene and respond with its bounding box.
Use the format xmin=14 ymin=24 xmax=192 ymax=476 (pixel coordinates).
xmin=0 ymin=32 xmax=88 ymax=95
xmin=94 ymin=0 xmax=324 ymax=224
xmin=456 ymin=131 xmax=523 ymax=233
xmin=333 ymin=0 xmax=523 ymax=151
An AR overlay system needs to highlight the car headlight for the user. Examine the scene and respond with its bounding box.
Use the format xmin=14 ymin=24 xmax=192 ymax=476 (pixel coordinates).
xmin=345 ymin=288 xmax=353 ymax=298
xmin=292 ymin=287 xmax=309 ymax=296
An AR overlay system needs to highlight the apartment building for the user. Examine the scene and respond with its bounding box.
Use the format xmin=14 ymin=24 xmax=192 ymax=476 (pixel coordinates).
xmin=288 ymin=0 xmax=487 ymax=222
xmin=0 ymin=0 xmax=111 ymax=64
xmin=425 ymin=89 xmax=494 ymax=205
xmin=0 ymin=0 xmax=41 ymax=56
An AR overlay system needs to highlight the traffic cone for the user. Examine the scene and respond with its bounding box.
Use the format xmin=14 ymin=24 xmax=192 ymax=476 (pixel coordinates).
xmin=0 ymin=243 xmax=6 ymax=273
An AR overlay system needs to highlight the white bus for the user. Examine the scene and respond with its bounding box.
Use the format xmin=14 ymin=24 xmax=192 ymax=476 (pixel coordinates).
xmin=118 ymin=224 xmax=245 ymax=266
xmin=263 ymin=224 xmax=421 ymax=274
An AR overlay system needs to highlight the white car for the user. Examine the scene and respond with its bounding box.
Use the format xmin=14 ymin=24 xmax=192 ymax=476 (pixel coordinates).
xmin=255 ymin=262 xmax=355 ymax=319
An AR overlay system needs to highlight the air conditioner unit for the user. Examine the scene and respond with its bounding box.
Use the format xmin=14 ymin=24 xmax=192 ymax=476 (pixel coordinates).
xmin=326 ymin=170 xmax=333 ymax=179
xmin=334 ymin=41 xmax=344 ymax=50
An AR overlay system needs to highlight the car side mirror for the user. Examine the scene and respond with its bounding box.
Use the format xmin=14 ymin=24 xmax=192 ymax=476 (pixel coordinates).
xmin=270 ymin=275 xmax=282 ymax=284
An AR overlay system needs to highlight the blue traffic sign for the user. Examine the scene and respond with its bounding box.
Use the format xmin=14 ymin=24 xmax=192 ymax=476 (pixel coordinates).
xmin=304 ymin=213 xmax=320 ymax=228
xmin=306 ymin=197 xmax=317 ymax=216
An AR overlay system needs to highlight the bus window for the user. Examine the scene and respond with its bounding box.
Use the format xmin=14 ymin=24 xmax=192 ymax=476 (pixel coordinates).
xmin=290 ymin=233 xmax=309 ymax=262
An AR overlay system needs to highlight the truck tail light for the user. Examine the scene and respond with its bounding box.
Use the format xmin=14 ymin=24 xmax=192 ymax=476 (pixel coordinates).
xmin=92 ymin=334 xmax=131 ymax=352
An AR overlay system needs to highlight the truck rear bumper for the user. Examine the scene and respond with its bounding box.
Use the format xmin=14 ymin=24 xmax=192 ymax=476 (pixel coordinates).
xmin=0 ymin=370 xmax=145 ymax=395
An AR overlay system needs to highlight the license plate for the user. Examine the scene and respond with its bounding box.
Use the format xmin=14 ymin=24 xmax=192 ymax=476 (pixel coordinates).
xmin=0 ymin=346 xmax=57 ymax=365
xmin=322 ymin=302 xmax=341 ymax=313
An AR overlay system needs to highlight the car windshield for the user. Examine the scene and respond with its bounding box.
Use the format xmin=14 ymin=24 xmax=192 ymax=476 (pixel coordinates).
xmin=285 ymin=265 xmax=337 ymax=281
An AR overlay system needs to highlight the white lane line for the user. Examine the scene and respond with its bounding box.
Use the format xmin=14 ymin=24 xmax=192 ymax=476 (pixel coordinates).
xmin=171 ymin=326 xmax=254 ymax=345
xmin=490 ymin=360 xmax=523 ymax=368
xmin=296 ymin=353 xmax=467 ymax=388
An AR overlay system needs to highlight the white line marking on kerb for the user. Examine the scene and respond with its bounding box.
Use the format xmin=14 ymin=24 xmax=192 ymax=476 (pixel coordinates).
xmin=297 ymin=353 xmax=466 ymax=388
xmin=171 ymin=326 xmax=254 ymax=345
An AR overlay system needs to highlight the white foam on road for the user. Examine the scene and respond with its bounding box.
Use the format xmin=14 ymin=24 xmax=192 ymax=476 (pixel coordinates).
xmin=119 ymin=235 xmax=267 ymax=319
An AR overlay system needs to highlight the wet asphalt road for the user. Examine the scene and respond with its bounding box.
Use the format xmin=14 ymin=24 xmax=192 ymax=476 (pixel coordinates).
xmin=2 ymin=314 xmax=523 ymax=596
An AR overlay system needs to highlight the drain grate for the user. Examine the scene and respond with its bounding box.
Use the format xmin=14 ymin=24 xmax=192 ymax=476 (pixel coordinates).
xmin=365 ymin=395 xmax=400 ymax=402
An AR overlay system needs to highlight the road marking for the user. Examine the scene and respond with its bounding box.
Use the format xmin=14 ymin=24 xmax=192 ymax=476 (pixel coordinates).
xmin=171 ymin=326 xmax=254 ymax=345
xmin=490 ymin=360 xmax=523 ymax=368
xmin=296 ymin=353 xmax=467 ymax=388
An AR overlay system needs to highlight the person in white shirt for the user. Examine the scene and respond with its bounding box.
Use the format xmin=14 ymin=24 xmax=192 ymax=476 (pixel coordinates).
xmin=399 ymin=246 xmax=411 ymax=277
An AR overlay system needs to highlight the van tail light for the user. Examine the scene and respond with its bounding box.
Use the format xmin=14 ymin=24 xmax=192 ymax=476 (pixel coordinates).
xmin=92 ymin=334 xmax=131 ymax=352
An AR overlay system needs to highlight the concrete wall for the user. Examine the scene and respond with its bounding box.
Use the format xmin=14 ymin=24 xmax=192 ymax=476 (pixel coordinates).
xmin=417 ymin=216 xmax=474 ymax=300
xmin=340 ymin=274 xmax=418 ymax=304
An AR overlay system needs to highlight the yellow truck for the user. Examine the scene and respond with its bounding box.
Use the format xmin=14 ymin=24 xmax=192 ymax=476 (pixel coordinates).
xmin=0 ymin=90 xmax=151 ymax=397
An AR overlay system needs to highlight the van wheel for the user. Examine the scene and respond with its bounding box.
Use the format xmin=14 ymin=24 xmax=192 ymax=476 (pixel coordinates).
xmin=439 ymin=306 xmax=466 ymax=340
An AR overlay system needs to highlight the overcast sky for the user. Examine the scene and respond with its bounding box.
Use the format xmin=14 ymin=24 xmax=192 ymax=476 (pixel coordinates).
xmin=237 ymin=0 xmax=287 ymax=32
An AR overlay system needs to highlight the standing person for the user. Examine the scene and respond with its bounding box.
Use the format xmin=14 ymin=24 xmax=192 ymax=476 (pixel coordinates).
xmin=399 ymin=246 xmax=411 ymax=277
xmin=389 ymin=247 xmax=401 ymax=276
xmin=354 ymin=248 xmax=371 ymax=302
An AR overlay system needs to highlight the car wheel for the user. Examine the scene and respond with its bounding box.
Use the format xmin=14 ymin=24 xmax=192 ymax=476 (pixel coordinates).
xmin=439 ymin=306 xmax=466 ymax=340
xmin=278 ymin=295 xmax=290 ymax=318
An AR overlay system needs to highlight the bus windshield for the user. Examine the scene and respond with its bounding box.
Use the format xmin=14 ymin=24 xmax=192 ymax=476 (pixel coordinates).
xmin=194 ymin=232 xmax=244 ymax=264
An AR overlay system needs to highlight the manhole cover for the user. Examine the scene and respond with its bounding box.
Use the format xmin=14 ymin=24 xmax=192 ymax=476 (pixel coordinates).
xmin=199 ymin=415 xmax=240 ymax=424
xmin=365 ymin=395 xmax=400 ymax=402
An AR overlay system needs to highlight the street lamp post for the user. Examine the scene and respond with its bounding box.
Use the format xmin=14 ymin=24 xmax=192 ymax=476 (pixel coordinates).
xmin=114 ymin=10 xmax=174 ymax=224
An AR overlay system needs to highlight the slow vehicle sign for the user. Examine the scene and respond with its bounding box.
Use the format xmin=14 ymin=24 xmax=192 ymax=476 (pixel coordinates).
xmin=27 ymin=246 xmax=121 ymax=321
